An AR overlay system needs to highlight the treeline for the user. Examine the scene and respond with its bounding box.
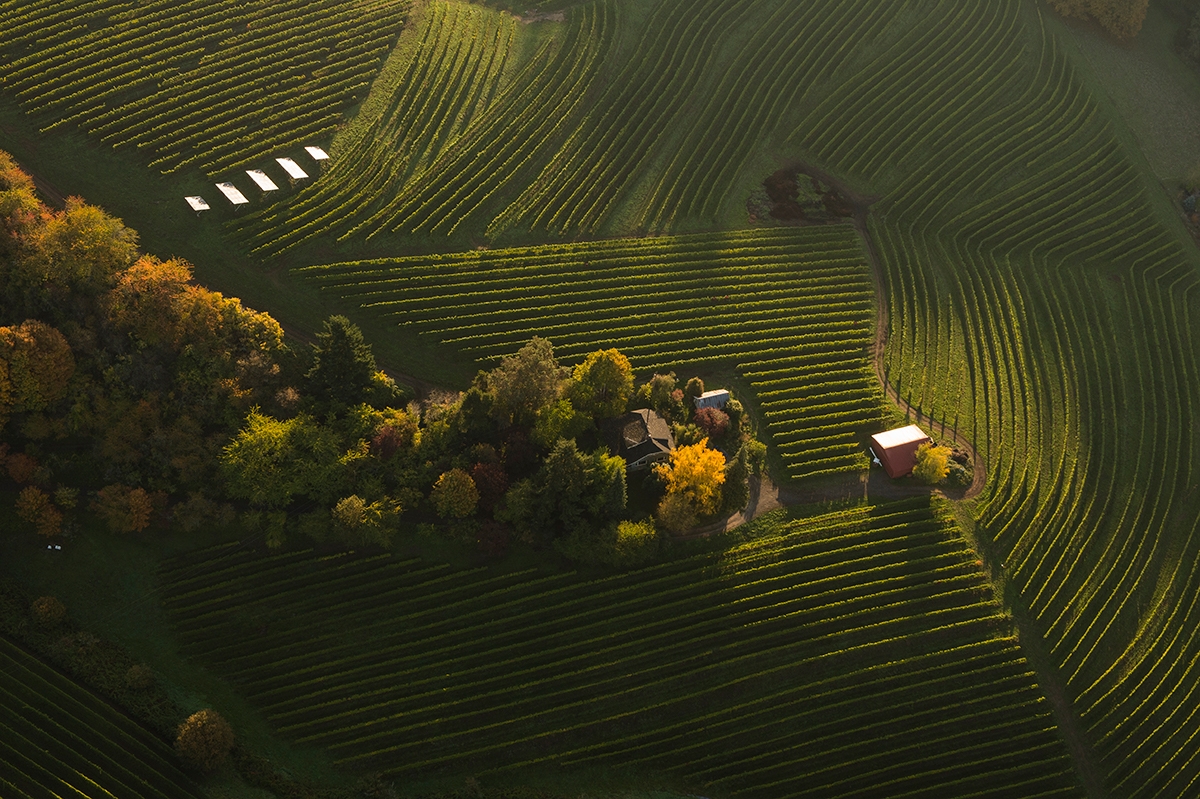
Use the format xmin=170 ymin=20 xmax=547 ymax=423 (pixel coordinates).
xmin=1046 ymin=0 xmax=1150 ymax=39
xmin=0 ymin=152 xmax=757 ymax=563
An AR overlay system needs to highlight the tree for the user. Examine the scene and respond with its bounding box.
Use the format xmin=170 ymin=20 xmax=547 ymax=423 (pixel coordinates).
xmin=175 ymin=709 xmax=235 ymax=773
xmin=912 ymin=442 xmax=952 ymax=485
xmin=15 ymin=486 xmax=62 ymax=537
xmin=431 ymin=468 xmax=479 ymax=519
xmin=721 ymin=445 xmax=750 ymax=515
xmin=0 ymin=150 xmax=41 ymax=266
xmin=220 ymin=411 xmax=342 ymax=508
xmin=655 ymin=439 xmax=726 ymax=517
xmin=306 ymin=315 xmax=378 ymax=410
xmin=471 ymin=461 xmax=509 ymax=513
xmin=92 ymin=484 xmax=153 ymax=533
xmin=0 ymin=320 xmax=75 ymax=415
xmin=532 ymin=398 xmax=590 ymax=448
xmin=13 ymin=197 xmax=139 ymax=322
xmin=613 ymin=519 xmax=659 ymax=566
xmin=497 ymin=439 xmax=626 ymax=541
xmin=655 ymin=491 xmax=699 ymax=534
xmin=693 ymin=407 xmax=730 ymax=440
xmin=370 ymin=410 xmax=419 ymax=459
xmin=487 ymin=337 xmax=562 ymax=427
xmin=683 ymin=376 xmax=705 ymax=407
xmin=570 ymin=348 xmax=634 ymax=419
xmin=332 ymin=495 xmax=401 ymax=546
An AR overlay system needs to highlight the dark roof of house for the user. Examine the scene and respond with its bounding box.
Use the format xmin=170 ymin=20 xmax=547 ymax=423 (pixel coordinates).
xmin=607 ymin=408 xmax=675 ymax=463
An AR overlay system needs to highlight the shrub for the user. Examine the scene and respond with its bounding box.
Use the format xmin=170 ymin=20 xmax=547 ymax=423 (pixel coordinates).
xmin=613 ymin=519 xmax=659 ymax=566
xmin=175 ymin=709 xmax=235 ymax=772
xmin=30 ymin=595 xmax=66 ymax=628
xmin=912 ymin=442 xmax=952 ymax=485
xmin=693 ymin=407 xmax=730 ymax=440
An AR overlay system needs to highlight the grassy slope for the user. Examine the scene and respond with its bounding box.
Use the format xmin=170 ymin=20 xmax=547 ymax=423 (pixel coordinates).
xmin=0 ymin=510 xmax=349 ymax=793
xmin=1055 ymin=3 xmax=1200 ymax=183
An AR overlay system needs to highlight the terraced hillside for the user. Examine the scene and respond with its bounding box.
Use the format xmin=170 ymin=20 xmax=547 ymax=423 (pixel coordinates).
xmin=0 ymin=636 xmax=204 ymax=799
xmin=301 ymin=226 xmax=887 ymax=480
xmin=0 ymin=0 xmax=409 ymax=175
xmin=161 ymin=499 xmax=1083 ymax=796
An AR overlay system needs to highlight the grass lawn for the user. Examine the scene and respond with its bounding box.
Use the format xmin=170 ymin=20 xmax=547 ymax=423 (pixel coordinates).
xmin=1054 ymin=2 xmax=1200 ymax=183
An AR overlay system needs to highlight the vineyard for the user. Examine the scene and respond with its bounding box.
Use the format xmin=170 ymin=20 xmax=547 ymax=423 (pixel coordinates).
xmin=160 ymin=498 xmax=1083 ymax=796
xmin=0 ymin=636 xmax=204 ymax=799
xmin=0 ymin=0 xmax=409 ymax=176
xmin=771 ymin=0 xmax=1200 ymax=795
xmin=299 ymin=226 xmax=888 ymax=481
xmin=3 ymin=0 xmax=1200 ymax=794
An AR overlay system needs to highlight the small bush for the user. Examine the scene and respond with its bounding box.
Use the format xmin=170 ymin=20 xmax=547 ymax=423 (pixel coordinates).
xmin=175 ymin=709 xmax=235 ymax=772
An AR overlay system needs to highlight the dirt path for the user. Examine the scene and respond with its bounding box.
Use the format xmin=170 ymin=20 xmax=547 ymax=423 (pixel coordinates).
xmin=798 ymin=163 xmax=986 ymax=499
xmin=797 ymin=165 xmax=1106 ymax=796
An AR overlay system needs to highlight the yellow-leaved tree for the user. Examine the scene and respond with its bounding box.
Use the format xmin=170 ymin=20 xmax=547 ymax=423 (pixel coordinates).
xmin=912 ymin=442 xmax=952 ymax=485
xmin=654 ymin=439 xmax=726 ymax=533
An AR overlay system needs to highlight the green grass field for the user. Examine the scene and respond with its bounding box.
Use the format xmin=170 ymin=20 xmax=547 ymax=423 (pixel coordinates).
xmin=160 ymin=499 xmax=1083 ymax=797
xmin=4 ymin=0 xmax=1200 ymax=795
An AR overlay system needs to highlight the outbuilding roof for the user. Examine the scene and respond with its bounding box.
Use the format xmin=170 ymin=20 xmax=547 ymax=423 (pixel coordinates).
xmin=869 ymin=424 xmax=931 ymax=479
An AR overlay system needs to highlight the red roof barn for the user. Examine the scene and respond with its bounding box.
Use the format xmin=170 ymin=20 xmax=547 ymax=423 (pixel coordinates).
xmin=869 ymin=425 xmax=932 ymax=478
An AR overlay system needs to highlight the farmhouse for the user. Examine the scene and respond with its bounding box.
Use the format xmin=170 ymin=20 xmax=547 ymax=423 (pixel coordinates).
xmin=869 ymin=424 xmax=931 ymax=478
xmin=694 ymin=389 xmax=731 ymax=410
xmin=607 ymin=408 xmax=675 ymax=470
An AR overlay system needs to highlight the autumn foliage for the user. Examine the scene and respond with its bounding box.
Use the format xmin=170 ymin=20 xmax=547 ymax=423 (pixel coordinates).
xmin=175 ymin=709 xmax=235 ymax=772
xmin=92 ymin=484 xmax=154 ymax=533
xmin=654 ymin=439 xmax=726 ymax=532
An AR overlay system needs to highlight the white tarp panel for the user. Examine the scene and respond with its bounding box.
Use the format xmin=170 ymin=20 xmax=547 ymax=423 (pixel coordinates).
xmin=276 ymin=157 xmax=308 ymax=180
xmin=184 ymin=196 xmax=210 ymax=212
xmin=305 ymin=145 xmax=330 ymax=161
xmin=246 ymin=169 xmax=280 ymax=192
xmin=215 ymin=182 xmax=249 ymax=205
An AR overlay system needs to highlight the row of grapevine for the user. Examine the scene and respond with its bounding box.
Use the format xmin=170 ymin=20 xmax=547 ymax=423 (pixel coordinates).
xmin=782 ymin=0 xmax=1200 ymax=793
xmin=160 ymin=498 xmax=1084 ymax=796
xmin=235 ymin=0 xmax=522 ymax=253
xmin=299 ymin=226 xmax=888 ymax=480
xmin=0 ymin=636 xmax=204 ymax=799
xmin=0 ymin=0 xmax=409 ymax=175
